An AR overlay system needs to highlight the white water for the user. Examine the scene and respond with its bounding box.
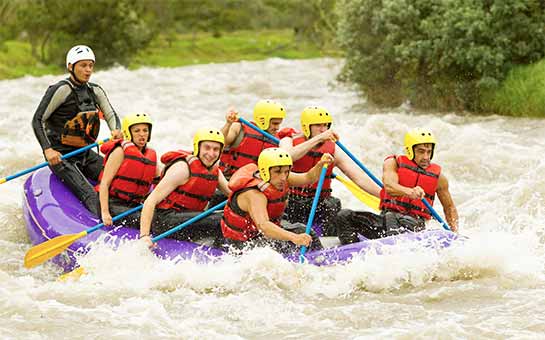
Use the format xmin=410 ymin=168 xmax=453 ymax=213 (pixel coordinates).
xmin=1 ymin=58 xmax=545 ymax=339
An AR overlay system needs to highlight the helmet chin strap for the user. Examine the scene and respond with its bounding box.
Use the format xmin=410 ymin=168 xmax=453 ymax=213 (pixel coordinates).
xmin=69 ymin=62 xmax=85 ymax=84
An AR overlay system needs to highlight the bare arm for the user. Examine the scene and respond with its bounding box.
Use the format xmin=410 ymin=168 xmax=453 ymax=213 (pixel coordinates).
xmin=288 ymin=154 xmax=334 ymax=187
xmin=218 ymin=170 xmax=231 ymax=197
xmin=221 ymin=110 xmax=242 ymax=146
xmin=279 ymin=130 xmax=338 ymax=161
xmin=238 ymin=190 xmax=311 ymax=246
xmin=140 ymin=161 xmax=189 ymax=241
xmin=98 ymin=147 xmax=124 ymax=225
xmin=335 ymin=147 xmax=381 ymax=197
xmin=436 ymin=174 xmax=459 ymax=232
xmin=382 ymin=158 xmax=424 ymax=200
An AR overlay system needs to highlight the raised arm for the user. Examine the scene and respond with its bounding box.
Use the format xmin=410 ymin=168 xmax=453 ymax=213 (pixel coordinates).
xmin=279 ymin=130 xmax=338 ymax=161
xmin=221 ymin=109 xmax=242 ymax=146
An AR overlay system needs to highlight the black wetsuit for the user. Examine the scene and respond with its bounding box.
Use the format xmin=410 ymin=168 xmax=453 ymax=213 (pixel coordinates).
xmin=32 ymin=78 xmax=120 ymax=215
xmin=335 ymin=209 xmax=426 ymax=244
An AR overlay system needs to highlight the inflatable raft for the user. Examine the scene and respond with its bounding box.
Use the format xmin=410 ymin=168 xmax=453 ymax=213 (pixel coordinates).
xmin=23 ymin=168 xmax=461 ymax=271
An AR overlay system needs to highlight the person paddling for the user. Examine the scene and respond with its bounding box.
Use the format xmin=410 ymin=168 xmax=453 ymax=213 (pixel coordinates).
xmin=31 ymin=45 xmax=123 ymax=215
xmin=139 ymin=128 xmax=230 ymax=247
xmin=336 ymin=128 xmax=459 ymax=244
xmin=279 ymin=106 xmax=381 ymax=236
xmin=221 ymin=148 xmax=333 ymax=254
xmin=96 ymin=113 xmax=161 ymax=226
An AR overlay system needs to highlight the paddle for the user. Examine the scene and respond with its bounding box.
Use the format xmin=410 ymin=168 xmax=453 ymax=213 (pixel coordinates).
xmin=58 ymin=201 xmax=228 ymax=281
xmin=1 ymin=138 xmax=110 ymax=185
xmin=332 ymin=173 xmax=380 ymax=212
xmin=24 ymin=204 xmax=143 ymax=268
xmin=237 ymin=117 xmax=379 ymax=209
xmin=300 ymin=164 xmax=328 ymax=263
xmin=335 ymin=140 xmax=452 ymax=231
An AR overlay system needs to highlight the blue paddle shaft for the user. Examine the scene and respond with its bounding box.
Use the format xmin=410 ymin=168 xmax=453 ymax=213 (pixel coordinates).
xmin=152 ymin=201 xmax=228 ymax=242
xmin=3 ymin=138 xmax=110 ymax=183
xmin=238 ymin=117 xmax=280 ymax=144
xmin=300 ymin=165 xmax=328 ymax=262
xmin=87 ymin=204 xmax=144 ymax=234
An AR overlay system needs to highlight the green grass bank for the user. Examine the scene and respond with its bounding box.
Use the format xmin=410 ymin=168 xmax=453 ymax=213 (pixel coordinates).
xmin=0 ymin=29 xmax=337 ymax=80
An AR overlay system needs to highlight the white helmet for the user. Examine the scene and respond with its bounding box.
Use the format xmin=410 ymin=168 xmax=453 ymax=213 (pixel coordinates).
xmin=66 ymin=45 xmax=95 ymax=69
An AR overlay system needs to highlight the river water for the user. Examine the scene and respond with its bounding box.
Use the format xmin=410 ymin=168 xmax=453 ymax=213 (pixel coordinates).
xmin=1 ymin=58 xmax=544 ymax=339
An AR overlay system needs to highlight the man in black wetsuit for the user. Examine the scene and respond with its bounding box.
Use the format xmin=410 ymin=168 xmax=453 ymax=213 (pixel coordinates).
xmin=32 ymin=45 xmax=123 ymax=214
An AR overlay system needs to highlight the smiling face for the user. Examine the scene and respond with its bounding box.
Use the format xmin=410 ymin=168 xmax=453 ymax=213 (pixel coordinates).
xmin=268 ymin=165 xmax=291 ymax=190
xmin=129 ymin=123 xmax=150 ymax=149
xmin=198 ymin=141 xmax=222 ymax=167
xmin=413 ymin=143 xmax=434 ymax=168
xmin=69 ymin=60 xmax=94 ymax=83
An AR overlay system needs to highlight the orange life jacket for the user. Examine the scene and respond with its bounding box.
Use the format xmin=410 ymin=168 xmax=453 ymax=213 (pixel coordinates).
xmin=219 ymin=122 xmax=278 ymax=178
xmin=96 ymin=139 xmax=157 ymax=204
xmin=290 ymin=134 xmax=335 ymax=198
xmin=379 ymin=155 xmax=441 ymax=220
xmin=221 ymin=163 xmax=289 ymax=241
xmin=157 ymin=150 xmax=219 ymax=212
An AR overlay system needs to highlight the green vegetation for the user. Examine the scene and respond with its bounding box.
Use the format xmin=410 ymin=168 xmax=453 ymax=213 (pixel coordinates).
xmin=480 ymin=60 xmax=545 ymax=117
xmin=129 ymin=30 xmax=336 ymax=69
xmin=0 ymin=30 xmax=335 ymax=80
xmin=336 ymin=0 xmax=545 ymax=115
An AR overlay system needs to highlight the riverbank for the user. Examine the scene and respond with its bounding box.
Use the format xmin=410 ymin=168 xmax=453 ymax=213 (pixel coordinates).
xmin=0 ymin=29 xmax=338 ymax=80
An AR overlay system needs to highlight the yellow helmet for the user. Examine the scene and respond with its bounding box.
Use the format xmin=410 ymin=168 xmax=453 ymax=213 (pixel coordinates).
xmin=404 ymin=128 xmax=436 ymax=160
xmin=193 ymin=128 xmax=225 ymax=157
xmin=122 ymin=113 xmax=152 ymax=142
xmin=300 ymin=106 xmax=332 ymax=138
xmin=253 ymin=99 xmax=286 ymax=130
xmin=257 ymin=147 xmax=293 ymax=182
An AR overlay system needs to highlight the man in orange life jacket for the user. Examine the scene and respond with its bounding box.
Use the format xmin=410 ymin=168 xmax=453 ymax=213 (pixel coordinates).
xmin=31 ymin=45 xmax=122 ymax=215
xmin=139 ymin=128 xmax=231 ymax=247
xmin=96 ymin=113 xmax=161 ymax=226
xmin=208 ymin=100 xmax=286 ymax=207
xmin=221 ymin=148 xmax=333 ymax=253
xmin=336 ymin=128 xmax=459 ymax=244
xmin=279 ymin=106 xmax=381 ymax=236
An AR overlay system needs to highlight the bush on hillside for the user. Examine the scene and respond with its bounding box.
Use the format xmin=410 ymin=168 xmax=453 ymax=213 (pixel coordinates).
xmin=336 ymin=0 xmax=545 ymax=111
xmin=17 ymin=0 xmax=155 ymax=68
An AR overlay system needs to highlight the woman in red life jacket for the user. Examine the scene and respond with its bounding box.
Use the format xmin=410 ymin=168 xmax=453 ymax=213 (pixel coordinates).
xmin=208 ymin=100 xmax=287 ymax=207
xmin=97 ymin=113 xmax=160 ymax=226
xmin=336 ymin=128 xmax=459 ymax=244
xmin=139 ymin=128 xmax=231 ymax=247
xmin=279 ymin=106 xmax=381 ymax=236
xmin=221 ymin=148 xmax=333 ymax=254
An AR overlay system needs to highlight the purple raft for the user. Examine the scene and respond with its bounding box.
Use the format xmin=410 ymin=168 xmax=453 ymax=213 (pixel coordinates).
xmin=23 ymin=168 xmax=461 ymax=271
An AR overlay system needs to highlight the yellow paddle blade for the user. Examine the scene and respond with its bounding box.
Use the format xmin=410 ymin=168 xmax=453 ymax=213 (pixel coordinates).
xmin=24 ymin=231 xmax=87 ymax=269
xmin=335 ymin=175 xmax=380 ymax=212
xmin=58 ymin=267 xmax=86 ymax=282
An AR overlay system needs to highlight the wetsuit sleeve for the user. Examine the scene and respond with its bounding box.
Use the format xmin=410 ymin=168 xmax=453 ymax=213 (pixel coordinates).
xmin=92 ymin=84 xmax=121 ymax=131
xmin=31 ymin=83 xmax=72 ymax=151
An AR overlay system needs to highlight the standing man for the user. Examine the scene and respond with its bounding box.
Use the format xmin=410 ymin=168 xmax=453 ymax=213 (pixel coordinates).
xmin=32 ymin=45 xmax=122 ymax=215
xmin=221 ymin=148 xmax=333 ymax=253
xmin=336 ymin=128 xmax=459 ymax=244
xmin=279 ymin=106 xmax=381 ymax=235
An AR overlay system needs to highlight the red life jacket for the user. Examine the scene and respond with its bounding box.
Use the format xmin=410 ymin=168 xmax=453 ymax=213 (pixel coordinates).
xmin=157 ymin=150 xmax=219 ymax=212
xmin=221 ymin=163 xmax=289 ymax=241
xmin=290 ymin=134 xmax=335 ymax=198
xmin=219 ymin=122 xmax=277 ymax=178
xmin=96 ymin=139 xmax=157 ymax=204
xmin=379 ymin=155 xmax=441 ymax=220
